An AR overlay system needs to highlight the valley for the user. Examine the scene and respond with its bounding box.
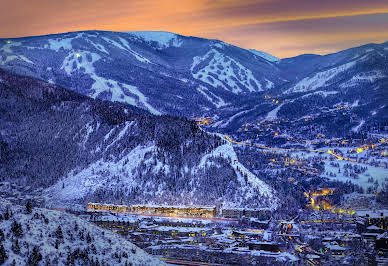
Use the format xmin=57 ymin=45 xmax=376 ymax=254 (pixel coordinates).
xmin=0 ymin=30 xmax=387 ymax=265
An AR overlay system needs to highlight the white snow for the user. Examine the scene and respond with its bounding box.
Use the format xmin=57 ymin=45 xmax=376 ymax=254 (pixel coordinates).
xmin=102 ymin=36 xmax=152 ymax=63
xmin=351 ymin=120 xmax=365 ymax=133
xmin=213 ymin=42 xmax=229 ymax=49
xmin=104 ymin=127 xmax=116 ymax=141
xmin=351 ymin=100 xmax=359 ymax=107
xmin=0 ymin=202 xmax=165 ymax=266
xmin=191 ymin=49 xmax=263 ymax=93
xmin=286 ymin=61 xmax=356 ymax=93
xmin=323 ymin=161 xmax=388 ymax=191
xmin=119 ymin=37 xmax=152 ymax=63
xmin=82 ymin=122 xmax=94 ymax=148
xmin=46 ymin=34 xmax=83 ymax=51
xmin=198 ymin=143 xmax=278 ymax=209
xmin=301 ymin=90 xmax=339 ymax=98
xmin=265 ymin=79 xmax=275 ymax=89
xmin=45 ymin=144 xmax=156 ymax=202
xmin=340 ymin=71 xmax=385 ymax=88
xmin=248 ymin=49 xmax=279 ymax=62
xmin=105 ymin=121 xmax=134 ymax=151
xmin=127 ymin=31 xmax=182 ymax=49
xmin=219 ymin=107 xmax=255 ymax=128
xmin=0 ymin=41 xmax=33 ymax=64
xmin=265 ymin=103 xmax=284 ymax=120
xmin=197 ymin=86 xmax=227 ymax=108
xmin=60 ymin=50 xmax=160 ymax=115
xmin=86 ymin=38 xmax=109 ymax=54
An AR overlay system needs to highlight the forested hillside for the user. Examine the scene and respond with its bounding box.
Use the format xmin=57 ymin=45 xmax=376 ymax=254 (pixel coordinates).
xmin=0 ymin=69 xmax=278 ymax=209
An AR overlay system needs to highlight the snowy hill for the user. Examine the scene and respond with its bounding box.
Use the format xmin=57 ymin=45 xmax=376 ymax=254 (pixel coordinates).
xmin=0 ymin=69 xmax=278 ymax=209
xmin=0 ymin=198 xmax=165 ymax=265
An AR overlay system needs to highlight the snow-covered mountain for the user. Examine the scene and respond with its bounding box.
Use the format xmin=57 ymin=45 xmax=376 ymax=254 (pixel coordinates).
xmin=0 ymin=30 xmax=386 ymax=136
xmin=280 ymin=42 xmax=388 ymax=94
xmin=206 ymin=42 xmax=388 ymax=136
xmin=0 ymin=69 xmax=278 ymax=209
xmin=0 ymin=198 xmax=165 ymax=265
xmin=0 ymin=30 xmax=283 ymax=117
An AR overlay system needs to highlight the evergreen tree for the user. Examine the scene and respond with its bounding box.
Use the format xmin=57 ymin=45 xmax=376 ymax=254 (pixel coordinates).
xmin=0 ymin=244 xmax=7 ymax=264
xmin=27 ymin=246 xmax=42 ymax=266
xmin=11 ymin=239 xmax=20 ymax=254
xmin=25 ymin=201 xmax=33 ymax=214
xmin=55 ymin=225 xmax=63 ymax=239
xmin=4 ymin=207 xmax=10 ymax=220
xmin=0 ymin=229 xmax=4 ymax=242
xmin=11 ymin=220 xmax=23 ymax=237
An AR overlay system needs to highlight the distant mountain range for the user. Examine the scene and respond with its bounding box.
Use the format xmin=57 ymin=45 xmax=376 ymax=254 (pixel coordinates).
xmin=0 ymin=30 xmax=386 ymax=135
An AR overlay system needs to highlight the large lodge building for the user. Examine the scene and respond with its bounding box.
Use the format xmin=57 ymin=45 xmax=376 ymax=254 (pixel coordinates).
xmin=87 ymin=203 xmax=216 ymax=217
xmin=87 ymin=203 xmax=272 ymax=219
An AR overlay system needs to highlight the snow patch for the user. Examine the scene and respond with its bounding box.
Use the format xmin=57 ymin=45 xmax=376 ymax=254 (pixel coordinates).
xmin=301 ymin=90 xmax=339 ymax=98
xmin=0 ymin=41 xmax=33 ymax=64
xmin=340 ymin=71 xmax=385 ymax=88
xmin=60 ymin=50 xmax=160 ymax=115
xmin=128 ymin=31 xmax=182 ymax=49
xmin=219 ymin=107 xmax=256 ymax=128
xmin=102 ymin=36 xmax=152 ymax=63
xmin=45 ymin=145 xmax=156 ymax=201
xmin=265 ymin=103 xmax=284 ymax=120
xmin=191 ymin=49 xmax=263 ymax=93
xmin=197 ymin=86 xmax=227 ymax=108
xmin=199 ymin=143 xmax=278 ymax=209
xmin=249 ymin=49 xmax=279 ymax=62
xmin=351 ymin=120 xmax=365 ymax=133
xmin=47 ymin=34 xmax=83 ymax=51
xmin=286 ymin=61 xmax=356 ymax=93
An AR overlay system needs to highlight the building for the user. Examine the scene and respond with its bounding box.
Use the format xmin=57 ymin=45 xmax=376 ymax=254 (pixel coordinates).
xmin=356 ymin=209 xmax=388 ymax=230
xmin=87 ymin=203 xmax=129 ymax=213
xmin=130 ymin=205 xmax=216 ymax=217
xmin=222 ymin=208 xmax=271 ymax=219
xmin=247 ymin=241 xmax=283 ymax=252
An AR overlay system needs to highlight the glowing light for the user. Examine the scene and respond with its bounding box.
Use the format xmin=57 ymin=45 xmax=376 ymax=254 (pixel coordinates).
xmin=75 ymin=52 xmax=81 ymax=58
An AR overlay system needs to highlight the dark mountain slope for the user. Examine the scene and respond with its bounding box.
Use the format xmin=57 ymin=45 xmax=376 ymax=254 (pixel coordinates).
xmin=0 ymin=69 xmax=278 ymax=208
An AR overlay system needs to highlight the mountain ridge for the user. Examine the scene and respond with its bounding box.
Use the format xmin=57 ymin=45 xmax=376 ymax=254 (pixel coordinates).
xmin=0 ymin=30 xmax=387 ymax=135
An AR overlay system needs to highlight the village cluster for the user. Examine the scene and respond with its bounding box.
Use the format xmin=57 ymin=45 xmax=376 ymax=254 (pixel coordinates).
xmin=84 ymin=202 xmax=388 ymax=265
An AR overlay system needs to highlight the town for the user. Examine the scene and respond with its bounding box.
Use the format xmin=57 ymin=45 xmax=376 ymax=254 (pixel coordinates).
xmin=81 ymin=202 xmax=388 ymax=265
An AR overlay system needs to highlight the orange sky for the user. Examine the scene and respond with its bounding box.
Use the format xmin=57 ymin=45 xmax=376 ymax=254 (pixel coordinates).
xmin=1 ymin=0 xmax=388 ymax=58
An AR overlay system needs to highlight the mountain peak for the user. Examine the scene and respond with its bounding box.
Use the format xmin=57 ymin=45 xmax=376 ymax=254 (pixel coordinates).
xmin=248 ymin=49 xmax=279 ymax=62
xmin=124 ymin=31 xmax=182 ymax=48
